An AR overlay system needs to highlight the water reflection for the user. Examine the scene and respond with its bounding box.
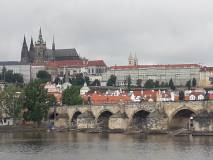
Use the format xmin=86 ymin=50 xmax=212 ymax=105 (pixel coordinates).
xmin=0 ymin=132 xmax=212 ymax=160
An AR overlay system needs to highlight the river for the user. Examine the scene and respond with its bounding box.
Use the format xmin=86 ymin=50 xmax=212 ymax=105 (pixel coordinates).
xmin=0 ymin=132 xmax=212 ymax=160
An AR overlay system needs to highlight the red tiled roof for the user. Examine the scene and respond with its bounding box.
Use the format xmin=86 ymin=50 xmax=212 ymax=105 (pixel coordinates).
xmin=87 ymin=60 xmax=107 ymax=67
xmin=200 ymin=66 xmax=213 ymax=72
xmin=46 ymin=60 xmax=107 ymax=68
xmin=110 ymin=64 xmax=202 ymax=70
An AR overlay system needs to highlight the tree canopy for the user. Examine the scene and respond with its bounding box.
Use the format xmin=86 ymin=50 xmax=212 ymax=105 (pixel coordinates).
xmin=36 ymin=70 xmax=51 ymax=83
xmin=22 ymin=80 xmax=49 ymax=125
xmin=169 ymin=78 xmax=175 ymax=90
xmin=62 ymin=86 xmax=83 ymax=105
xmin=107 ymin=75 xmax=116 ymax=86
xmin=127 ymin=75 xmax=131 ymax=91
xmin=192 ymin=78 xmax=197 ymax=87
xmin=186 ymin=80 xmax=191 ymax=90
xmin=0 ymin=67 xmax=23 ymax=84
xmin=136 ymin=79 xmax=142 ymax=88
xmin=0 ymin=84 xmax=23 ymax=118
xmin=90 ymin=79 xmax=101 ymax=86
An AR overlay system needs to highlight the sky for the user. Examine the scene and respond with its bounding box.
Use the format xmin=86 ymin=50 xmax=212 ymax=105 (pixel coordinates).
xmin=1 ymin=0 xmax=213 ymax=66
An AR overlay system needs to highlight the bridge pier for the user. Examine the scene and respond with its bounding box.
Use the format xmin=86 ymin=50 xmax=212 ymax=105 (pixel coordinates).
xmin=108 ymin=112 xmax=129 ymax=131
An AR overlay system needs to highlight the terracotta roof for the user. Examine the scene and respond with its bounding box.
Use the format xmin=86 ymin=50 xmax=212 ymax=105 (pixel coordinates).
xmin=200 ymin=66 xmax=213 ymax=72
xmin=87 ymin=60 xmax=107 ymax=67
xmin=110 ymin=64 xmax=202 ymax=70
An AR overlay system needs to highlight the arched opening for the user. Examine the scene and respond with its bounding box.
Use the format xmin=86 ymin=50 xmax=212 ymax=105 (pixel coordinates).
xmin=71 ymin=111 xmax=82 ymax=129
xmin=130 ymin=110 xmax=150 ymax=131
xmin=170 ymin=109 xmax=196 ymax=130
xmin=97 ymin=111 xmax=113 ymax=130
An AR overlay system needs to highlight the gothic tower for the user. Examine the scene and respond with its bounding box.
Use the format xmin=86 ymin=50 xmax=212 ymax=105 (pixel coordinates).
xmin=29 ymin=37 xmax=35 ymax=63
xmin=21 ymin=36 xmax=29 ymax=64
xmin=34 ymin=28 xmax=47 ymax=64
xmin=134 ymin=53 xmax=138 ymax=66
xmin=128 ymin=53 xmax=134 ymax=66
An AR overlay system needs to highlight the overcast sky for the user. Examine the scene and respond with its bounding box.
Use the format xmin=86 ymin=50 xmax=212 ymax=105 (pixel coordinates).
xmin=1 ymin=0 xmax=213 ymax=66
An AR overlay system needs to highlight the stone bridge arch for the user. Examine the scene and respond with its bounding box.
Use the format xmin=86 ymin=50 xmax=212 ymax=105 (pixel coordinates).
xmin=70 ymin=110 xmax=82 ymax=129
xmin=129 ymin=109 xmax=150 ymax=131
xmin=168 ymin=106 xmax=198 ymax=130
xmin=96 ymin=109 xmax=114 ymax=130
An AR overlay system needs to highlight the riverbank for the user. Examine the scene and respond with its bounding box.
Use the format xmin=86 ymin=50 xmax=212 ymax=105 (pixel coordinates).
xmin=0 ymin=126 xmax=213 ymax=136
xmin=0 ymin=126 xmax=47 ymax=133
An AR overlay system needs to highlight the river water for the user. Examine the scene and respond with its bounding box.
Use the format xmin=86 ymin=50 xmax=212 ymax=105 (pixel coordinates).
xmin=0 ymin=132 xmax=212 ymax=160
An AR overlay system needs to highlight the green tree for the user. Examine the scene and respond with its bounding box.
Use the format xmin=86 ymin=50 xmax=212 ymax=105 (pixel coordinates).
xmin=62 ymin=86 xmax=83 ymax=105
xmin=54 ymin=77 xmax=61 ymax=84
xmin=107 ymin=75 xmax=117 ymax=86
xmin=186 ymin=80 xmax=191 ymax=90
xmin=22 ymin=80 xmax=49 ymax=125
xmin=155 ymin=80 xmax=160 ymax=88
xmin=144 ymin=79 xmax=155 ymax=88
xmin=91 ymin=79 xmax=101 ymax=86
xmin=85 ymin=76 xmax=90 ymax=86
xmin=179 ymin=90 xmax=185 ymax=101
xmin=169 ymin=78 xmax=175 ymax=90
xmin=36 ymin=70 xmax=51 ymax=83
xmin=1 ymin=66 xmax=6 ymax=81
xmin=0 ymin=85 xmax=23 ymax=118
xmin=70 ymin=73 xmax=85 ymax=86
xmin=136 ymin=79 xmax=142 ymax=88
xmin=47 ymin=94 xmax=57 ymax=106
xmin=127 ymin=75 xmax=131 ymax=91
xmin=192 ymin=78 xmax=197 ymax=87
xmin=160 ymin=82 xmax=169 ymax=88
xmin=0 ymin=67 xmax=24 ymax=84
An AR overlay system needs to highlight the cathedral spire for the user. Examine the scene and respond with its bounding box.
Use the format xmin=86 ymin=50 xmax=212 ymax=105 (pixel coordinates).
xmin=30 ymin=37 xmax=34 ymax=51
xmin=134 ymin=53 xmax=138 ymax=66
xmin=38 ymin=27 xmax=44 ymax=44
xmin=128 ymin=52 xmax=134 ymax=66
xmin=21 ymin=35 xmax=29 ymax=64
xmin=23 ymin=35 xmax=27 ymax=45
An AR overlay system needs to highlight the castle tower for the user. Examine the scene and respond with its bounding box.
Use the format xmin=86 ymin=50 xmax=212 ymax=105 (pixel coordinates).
xmin=34 ymin=28 xmax=47 ymax=64
xmin=134 ymin=53 xmax=138 ymax=66
xmin=128 ymin=53 xmax=134 ymax=66
xmin=21 ymin=36 xmax=30 ymax=64
xmin=29 ymin=37 xmax=35 ymax=63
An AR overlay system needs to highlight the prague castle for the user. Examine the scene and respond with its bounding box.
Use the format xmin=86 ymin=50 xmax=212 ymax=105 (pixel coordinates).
xmin=21 ymin=28 xmax=81 ymax=64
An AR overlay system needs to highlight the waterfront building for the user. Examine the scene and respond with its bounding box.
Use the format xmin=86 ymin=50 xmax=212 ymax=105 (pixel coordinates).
xmin=102 ymin=63 xmax=202 ymax=87
xmin=46 ymin=59 xmax=107 ymax=80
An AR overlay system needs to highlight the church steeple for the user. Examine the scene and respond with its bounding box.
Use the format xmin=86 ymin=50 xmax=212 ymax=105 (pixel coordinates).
xmin=29 ymin=37 xmax=34 ymax=51
xmin=29 ymin=37 xmax=35 ymax=63
xmin=134 ymin=53 xmax=138 ymax=66
xmin=128 ymin=53 xmax=134 ymax=66
xmin=52 ymin=36 xmax=55 ymax=51
xmin=37 ymin=27 xmax=44 ymax=44
xmin=21 ymin=35 xmax=29 ymax=64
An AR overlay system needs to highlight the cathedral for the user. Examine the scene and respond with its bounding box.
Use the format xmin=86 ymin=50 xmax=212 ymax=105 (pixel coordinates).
xmin=21 ymin=28 xmax=81 ymax=64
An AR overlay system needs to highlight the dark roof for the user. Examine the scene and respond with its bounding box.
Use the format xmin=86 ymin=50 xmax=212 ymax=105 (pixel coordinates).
xmin=54 ymin=48 xmax=80 ymax=60
xmin=44 ymin=48 xmax=80 ymax=61
xmin=0 ymin=61 xmax=21 ymax=65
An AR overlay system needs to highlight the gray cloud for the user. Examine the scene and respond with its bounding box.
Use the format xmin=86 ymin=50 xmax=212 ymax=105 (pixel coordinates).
xmin=1 ymin=0 xmax=213 ymax=66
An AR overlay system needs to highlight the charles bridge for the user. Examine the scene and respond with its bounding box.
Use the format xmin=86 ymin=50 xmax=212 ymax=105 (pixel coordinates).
xmin=49 ymin=101 xmax=213 ymax=133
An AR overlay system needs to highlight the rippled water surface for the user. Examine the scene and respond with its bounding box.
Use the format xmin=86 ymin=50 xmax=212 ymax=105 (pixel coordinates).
xmin=0 ymin=132 xmax=212 ymax=160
